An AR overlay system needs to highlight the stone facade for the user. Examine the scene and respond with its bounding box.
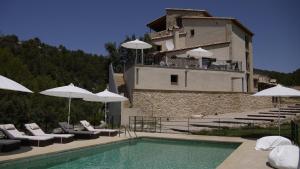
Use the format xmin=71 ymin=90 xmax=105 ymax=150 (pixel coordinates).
xmin=132 ymin=89 xmax=273 ymax=117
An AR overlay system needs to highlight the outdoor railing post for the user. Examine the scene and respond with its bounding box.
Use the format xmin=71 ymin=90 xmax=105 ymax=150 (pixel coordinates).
xmin=129 ymin=116 xmax=131 ymax=130
xmin=154 ymin=117 xmax=157 ymax=132
xmin=141 ymin=116 xmax=144 ymax=132
xmin=187 ymin=117 xmax=190 ymax=134
xmin=219 ymin=118 xmax=221 ymax=136
xmin=134 ymin=116 xmax=136 ymax=132
xmin=160 ymin=117 xmax=162 ymax=133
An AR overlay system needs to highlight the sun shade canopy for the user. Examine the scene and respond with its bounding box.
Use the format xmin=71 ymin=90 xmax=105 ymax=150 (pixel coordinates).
xmin=253 ymin=84 xmax=300 ymax=97
xmin=0 ymin=75 xmax=33 ymax=93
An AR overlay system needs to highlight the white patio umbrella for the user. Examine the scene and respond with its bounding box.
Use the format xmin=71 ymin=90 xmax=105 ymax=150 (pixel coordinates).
xmin=253 ymin=84 xmax=300 ymax=135
xmin=186 ymin=47 xmax=213 ymax=59
xmin=121 ymin=39 xmax=152 ymax=64
xmin=40 ymin=83 xmax=94 ymax=125
xmin=0 ymin=75 xmax=33 ymax=93
xmin=187 ymin=47 xmax=213 ymax=68
xmin=83 ymin=89 xmax=128 ymax=122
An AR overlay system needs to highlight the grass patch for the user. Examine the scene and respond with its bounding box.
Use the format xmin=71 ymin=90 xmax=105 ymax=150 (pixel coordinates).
xmin=192 ymin=120 xmax=300 ymax=144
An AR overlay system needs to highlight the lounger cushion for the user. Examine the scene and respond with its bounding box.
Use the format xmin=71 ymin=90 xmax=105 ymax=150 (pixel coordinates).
xmin=4 ymin=124 xmax=16 ymax=130
xmin=25 ymin=123 xmax=45 ymax=135
xmin=80 ymin=120 xmax=94 ymax=131
xmin=14 ymin=135 xmax=53 ymax=141
xmin=43 ymin=134 xmax=73 ymax=138
xmin=29 ymin=123 xmax=40 ymax=130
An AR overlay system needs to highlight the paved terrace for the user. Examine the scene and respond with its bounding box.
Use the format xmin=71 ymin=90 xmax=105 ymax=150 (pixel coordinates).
xmin=150 ymin=107 xmax=300 ymax=133
xmin=0 ymin=132 xmax=271 ymax=169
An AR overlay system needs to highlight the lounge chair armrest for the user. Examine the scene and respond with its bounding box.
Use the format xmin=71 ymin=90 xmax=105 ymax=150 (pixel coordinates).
xmin=19 ymin=132 xmax=26 ymax=135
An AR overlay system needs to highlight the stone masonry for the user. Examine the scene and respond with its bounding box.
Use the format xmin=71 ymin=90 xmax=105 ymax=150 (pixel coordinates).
xmin=132 ymin=89 xmax=273 ymax=117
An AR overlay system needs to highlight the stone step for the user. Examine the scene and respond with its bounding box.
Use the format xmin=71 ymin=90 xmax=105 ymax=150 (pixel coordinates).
xmin=259 ymin=112 xmax=296 ymax=116
xmin=234 ymin=117 xmax=274 ymax=122
xmin=247 ymin=114 xmax=286 ymax=118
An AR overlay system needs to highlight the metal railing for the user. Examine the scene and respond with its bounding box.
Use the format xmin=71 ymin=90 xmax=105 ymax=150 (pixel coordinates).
xmin=140 ymin=56 xmax=243 ymax=72
xmin=124 ymin=126 xmax=137 ymax=139
xmin=149 ymin=28 xmax=186 ymax=39
xmin=129 ymin=116 xmax=299 ymax=143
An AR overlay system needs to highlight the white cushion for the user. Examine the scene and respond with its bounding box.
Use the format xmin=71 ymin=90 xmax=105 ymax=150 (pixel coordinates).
xmin=255 ymin=136 xmax=292 ymax=151
xmin=80 ymin=120 xmax=95 ymax=131
xmin=5 ymin=124 xmax=16 ymax=130
xmin=29 ymin=123 xmax=40 ymax=130
xmin=268 ymin=145 xmax=299 ymax=169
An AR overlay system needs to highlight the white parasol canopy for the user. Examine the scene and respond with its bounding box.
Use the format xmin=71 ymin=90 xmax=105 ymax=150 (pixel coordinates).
xmin=186 ymin=47 xmax=213 ymax=59
xmin=40 ymin=83 xmax=94 ymax=125
xmin=121 ymin=39 xmax=152 ymax=64
xmin=253 ymin=84 xmax=300 ymax=135
xmin=83 ymin=89 xmax=128 ymax=122
xmin=0 ymin=75 xmax=33 ymax=93
xmin=121 ymin=39 xmax=152 ymax=49
xmin=253 ymin=84 xmax=300 ymax=97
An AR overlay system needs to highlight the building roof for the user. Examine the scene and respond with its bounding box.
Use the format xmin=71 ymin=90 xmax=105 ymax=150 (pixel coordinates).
xmin=147 ymin=8 xmax=212 ymax=31
xmin=181 ymin=16 xmax=254 ymax=36
xmin=158 ymin=41 xmax=230 ymax=54
xmin=146 ymin=15 xmax=166 ymax=32
xmin=147 ymin=8 xmax=253 ymax=36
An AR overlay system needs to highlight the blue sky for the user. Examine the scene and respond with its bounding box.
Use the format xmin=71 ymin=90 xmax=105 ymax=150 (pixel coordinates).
xmin=0 ymin=0 xmax=299 ymax=73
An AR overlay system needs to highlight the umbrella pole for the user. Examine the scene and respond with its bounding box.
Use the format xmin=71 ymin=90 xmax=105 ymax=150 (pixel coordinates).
xmin=142 ymin=49 xmax=144 ymax=65
xmin=278 ymin=97 xmax=281 ymax=136
xmin=68 ymin=97 xmax=71 ymax=125
xmin=135 ymin=49 xmax=137 ymax=64
xmin=105 ymin=102 xmax=107 ymax=124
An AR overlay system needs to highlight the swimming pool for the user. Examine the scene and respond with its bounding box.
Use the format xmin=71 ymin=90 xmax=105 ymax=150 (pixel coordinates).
xmin=0 ymin=138 xmax=240 ymax=169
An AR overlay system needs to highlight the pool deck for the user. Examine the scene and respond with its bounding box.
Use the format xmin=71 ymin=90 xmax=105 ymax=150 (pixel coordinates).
xmin=0 ymin=132 xmax=271 ymax=169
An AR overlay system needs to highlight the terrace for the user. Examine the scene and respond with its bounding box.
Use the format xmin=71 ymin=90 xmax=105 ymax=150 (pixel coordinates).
xmin=129 ymin=54 xmax=243 ymax=72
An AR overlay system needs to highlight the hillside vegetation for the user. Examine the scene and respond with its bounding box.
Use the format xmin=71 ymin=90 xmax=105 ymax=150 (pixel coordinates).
xmin=0 ymin=35 xmax=108 ymax=131
xmin=254 ymin=68 xmax=300 ymax=86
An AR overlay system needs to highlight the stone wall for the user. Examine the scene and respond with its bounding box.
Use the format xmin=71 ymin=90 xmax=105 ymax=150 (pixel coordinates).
xmin=132 ymin=89 xmax=273 ymax=117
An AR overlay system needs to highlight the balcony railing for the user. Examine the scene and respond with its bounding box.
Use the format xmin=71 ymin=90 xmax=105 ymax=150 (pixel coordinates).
xmin=135 ymin=56 xmax=243 ymax=72
xmin=149 ymin=28 xmax=186 ymax=39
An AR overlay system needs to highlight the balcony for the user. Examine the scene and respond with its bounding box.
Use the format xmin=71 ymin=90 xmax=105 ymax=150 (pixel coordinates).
xmin=149 ymin=28 xmax=186 ymax=39
xmin=129 ymin=55 xmax=243 ymax=72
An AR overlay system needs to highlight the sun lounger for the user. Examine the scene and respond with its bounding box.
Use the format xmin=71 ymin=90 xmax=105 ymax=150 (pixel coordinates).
xmin=0 ymin=139 xmax=21 ymax=152
xmin=25 ymin=123 xmax=74 ymax=143
xmin=58 ymin=122 xmax=100 ymax=139
xmin=80 ymin=120 xmax=118 ymax=136
xmin=0 ymin=124 xmax=53 ymax=147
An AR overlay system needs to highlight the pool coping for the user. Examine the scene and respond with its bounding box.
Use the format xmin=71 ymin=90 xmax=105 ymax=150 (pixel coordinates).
xmin=0 ymin=133 xmax=271 ymax=169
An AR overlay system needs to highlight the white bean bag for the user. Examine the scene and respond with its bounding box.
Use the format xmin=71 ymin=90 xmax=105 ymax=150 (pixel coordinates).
xmin=268 ymin=145 xmax=299 ymax=169
xmin=255 ymin=136 xmax=292 ymax=151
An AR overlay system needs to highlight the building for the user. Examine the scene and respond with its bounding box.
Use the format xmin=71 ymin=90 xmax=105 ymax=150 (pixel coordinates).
xmin=253 ymin=73 xmax=277 ymax=92
xmin=125 ymin=8 xmax=254 ymax=97
xmin=115 ymin=8 xmax=271 ymax=123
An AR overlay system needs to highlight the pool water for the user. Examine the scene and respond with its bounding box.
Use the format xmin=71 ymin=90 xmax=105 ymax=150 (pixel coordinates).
xmin=0 ymin=138 xmax=240 ymax=169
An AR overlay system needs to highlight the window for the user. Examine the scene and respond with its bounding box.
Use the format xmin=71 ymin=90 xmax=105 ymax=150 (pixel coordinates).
xmin=190 ymin=29 xmax=195 ymax=37
xmin=171 ymin=75 xmax=178 ymax=85
xmin=156 ymin=45 xmax=162 ymax=51
xmin=176 ymin=17 xmax=183 ymax=28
